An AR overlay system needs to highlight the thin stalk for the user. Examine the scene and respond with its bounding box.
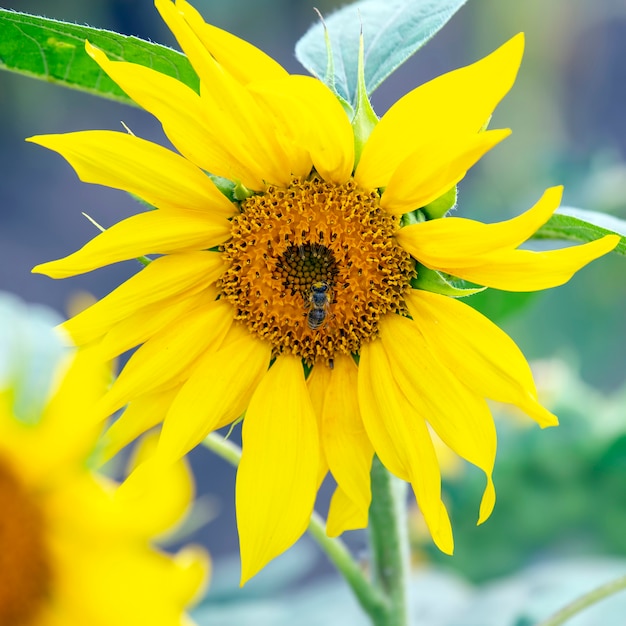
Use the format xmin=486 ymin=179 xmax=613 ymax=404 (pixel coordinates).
xmin=202 ymin=432 xmax=387 ymax=621
xmin=368 ymin=456 xmax=411 ymax=626
xmin=536 ymin=574 xmax=626 ymax=626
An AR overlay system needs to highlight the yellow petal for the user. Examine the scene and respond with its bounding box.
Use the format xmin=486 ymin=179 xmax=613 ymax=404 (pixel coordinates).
xmin=174 ymin=0 xmax=287 ymax=84
xmin=49 ymin=252 xmax=224 ymax=345
xmin=113 ymin=432 xmax=195 ymax=538
xmin=322 ymin=354 xmax=373 ymax=528
xmin=15 ymin=348 xmax=109 ymax=485
xmin=436 ymin=235 xmax=620 ymax=291
xmin=100 ymin=388 xmax=179 ymax=463
xmin=306 ymin=362 xmax=332 ymax=486
xmin=157 ymin=331 xmax=270 ymax=464
xmin=96 ymin=289 xmax=215 ymax=361
xmin=52 ymin=532 xmax=208 ymax=626
xmin=406 ymin=289 xmax=558 ymax=427
xmin=249 ymin=75 xmax=354 ymax=184
xmin=356 ymin=33 xmax=524 ymax=189
xmin=380 ymin=313 xmax=497 ymax=523
xmin=97 ymin=299 xmax=233 ymax=416
xmin=237 ymin=354 xmax=320 ymax=584
xmin=396 ymin=186 xmax=564 ymax=267
xmin=27 ymin=131 xmax=235 ymax=217
xmin=155 ymin=0 xmax=291 ymax=187
xmin=381 ymin=129 xmax=510 ymax=215
xmin=397 ymin=181 xmax=619 ymax=291
xmin=327 ymin=486 xmax=368 ymax=537
xmin=34 ymin=210 xmax=230 ymax=278
xmin=238 ymin=79 xmax=312 ymax=180
xmin=358 ymin=340 xmax=454 ymax=553
xmin=85 ymin=42 xmax=263 ymax=189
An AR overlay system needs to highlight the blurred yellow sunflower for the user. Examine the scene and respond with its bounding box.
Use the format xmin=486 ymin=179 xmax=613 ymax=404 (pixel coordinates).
xmin=30 ymin=0 xmax=618 ymax=584
xmin=0 ymin=320 xmax=208 ymax=625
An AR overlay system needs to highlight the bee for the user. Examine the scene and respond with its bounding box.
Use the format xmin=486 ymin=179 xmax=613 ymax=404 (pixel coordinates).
xmin=307 ymin=281 xmax=332 ymax=330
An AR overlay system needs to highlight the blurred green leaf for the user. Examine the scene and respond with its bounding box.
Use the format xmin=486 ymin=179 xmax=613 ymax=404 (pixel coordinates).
xmin=295 ymin=0 xmax=468 ymax=106
xmin=533 ymin=207 xmax=626 ymax=256
xmin=418 ymin=363 xmax=626 ymax=582
xmin=0 ymin=9 xmax=198 ymax=104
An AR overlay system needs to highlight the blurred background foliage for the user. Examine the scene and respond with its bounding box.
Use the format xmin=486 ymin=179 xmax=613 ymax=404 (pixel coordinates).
xmin=1 ymin=0 xmax=625 ymax=623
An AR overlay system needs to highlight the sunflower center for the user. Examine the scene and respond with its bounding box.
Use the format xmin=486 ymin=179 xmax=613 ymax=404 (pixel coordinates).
xmin=221 ymin=176 xmax=414 ymax=365
xmin=0 ymin=456 xmax=51 ymax=625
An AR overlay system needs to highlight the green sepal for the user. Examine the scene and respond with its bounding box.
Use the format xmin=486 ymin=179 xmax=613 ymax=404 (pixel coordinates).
xmin=351 ymin=32 xmax=378 ymax=167
xmin=316 ymin=16 xmax=354 ymax=117
xmin=421 ymin=185 xmax=458 ymax=219
xmin=400 ymin=209 xmax=426 ymax=227
xmin=319 ymin=9 xmax=337 ymax=97
xmin=208 ymin=175 xmax=238 ymax=203
xmin=411 ymin=265 xmax=486 ymax=298
xmin=224 ymin=413 xmax=245 ymax=440
xmin=233 ymin=181 xmax=254 ymax=202
xmin=295 ymin=0 xmax=469 ymax=108
xmin=533 ymin=207 xmax=626 ymax=257
xmin=128 ymin=193 xmax=157 ymax=210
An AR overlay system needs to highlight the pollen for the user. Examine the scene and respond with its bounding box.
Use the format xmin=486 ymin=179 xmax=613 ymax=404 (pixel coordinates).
xmin=220 ymin=176 xmax=414 ymax=365
xmin=0 ymin=456 xmax=52 ymax=625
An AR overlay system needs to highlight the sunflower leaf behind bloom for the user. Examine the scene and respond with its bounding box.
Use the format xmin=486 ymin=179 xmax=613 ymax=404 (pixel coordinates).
xmin=532 ymin=206 xmax=626 ymax=256
xmin=0 ymin=8 xmax=198 ymax=105
xmin=295 ymin=0 xmax=469 ymax=105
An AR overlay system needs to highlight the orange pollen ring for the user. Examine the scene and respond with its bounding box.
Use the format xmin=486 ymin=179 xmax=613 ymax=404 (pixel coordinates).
xmin=220 ymin=176 xmax=414 ymax=365
xmin=0 ymin=456 xmax=51 ymax=625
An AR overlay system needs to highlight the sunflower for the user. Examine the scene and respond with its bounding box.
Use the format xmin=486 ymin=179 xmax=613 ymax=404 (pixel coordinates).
xmin=0 ymin=301 xmax=208 ymax=625
xmin=30 ymin=0 xmax=618 ymax=584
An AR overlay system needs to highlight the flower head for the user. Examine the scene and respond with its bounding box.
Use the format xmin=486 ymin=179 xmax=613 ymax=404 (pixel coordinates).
xmin=30 ymin=0 xmax=619 ymax=584
xmin=0 ymin=297 xmax=208 ymax=624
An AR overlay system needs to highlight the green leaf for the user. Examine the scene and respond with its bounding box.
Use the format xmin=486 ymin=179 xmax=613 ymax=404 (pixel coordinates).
xmin=421 ymin=185 xmax=457 ymax=219
xmin=533 ymin=207 xmax=626 ymax=256
xmin=467 ymin=289 xmax=538 ymax=323
xmin=0 ymin=9 xmax=198 ymax=104
xmin=295 ymin=0 xmax=468 ymax=106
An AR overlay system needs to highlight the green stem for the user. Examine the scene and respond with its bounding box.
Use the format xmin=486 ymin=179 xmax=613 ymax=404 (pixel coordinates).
xmin=368 ymin=456 xmax=411 ymax=626
xmin=202 ymin=433 xmax=387 ymax=620
xmin=535 ymin=574 xmax=626 ymax=626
